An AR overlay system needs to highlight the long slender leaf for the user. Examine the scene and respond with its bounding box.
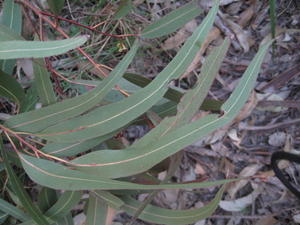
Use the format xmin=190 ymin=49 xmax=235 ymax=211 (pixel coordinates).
xmin=86 ymin=193 xmax=113 ymax=225
xmin=33 ymin=59 xmax=56 ymax=106
xmin=45 ymin=191 xmax=81 ymax=219
xmin=141 ymin=1 xmax=203 ymax=38
xmin=0 ymin=24 xmax=23 ymax=42
xmin=37 ymin=188 xmax=58 ymax=213
xmin=91 ymin=191 xmax=124 ymax=209
xmin=0 ymin=139 xmax=50 ymax=225
xmin=133 ymin=38 xmax=230 ymax=149
xmin=0 ymin=0 xmax=22 ymax=34
xmin=0 ymin=211 xmax=8 ymax=224
xmin=121 ymin=186 xmax=224 ymax=225
xmin=0 ymin=0 xmax=22 ymax=74
xmin=4 ymin=41 xmax=139 ymax=132
xmin=0 ymin=198 xmax=30 ymax=222
xmin=0 ymin=69 xmax=26 ymax=111
xmin=19 ymin=152 xmax=237 ymax=190
xmin=113 ymin=0 xmax=133 ymax=20
xmin=0 ymin=36 xmax=87 ymax=59
xmin=39 ymin=2 xmax=219 ymax=143
xmin=70 ymin=40 xmax=272 ymax=179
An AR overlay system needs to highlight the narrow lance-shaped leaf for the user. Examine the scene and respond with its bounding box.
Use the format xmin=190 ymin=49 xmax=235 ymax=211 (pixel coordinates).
xmin=37 ymin=188 xmax=58 ymax=213
xmin=0 ymin=36 xmax=87 ymax=59
xmin=132 ymin=38 xmax=230 ymax=149
xmin=86 ymin=193 xmax=115 ymax=225
xmin=19 ymin=152 xmax=237 ymax=190
xmin=18 ymin=191 xmax=81 ymax=225
xmin=0 ymin=0 xmax=22 ymax=74
xmin=0 ymin=24 xmax=23 ymax=42
xmin=39 ymin=2 xmax=219 ymax=143
xmin=0 ymin=198 xmax=30 ymax=222
xmin=121 ymin=186 xmax=225 ymax=225
xmin=141 ymin=1 xmax=203 ymax=38
xmin=33 ymin=59 xmax=56 ymax=106
xmin=113 ymin=0 xmax=133 ymax=20
xmin=71 ymin=40 xmax=272 ymax=179
xmin=4 ymin=40 xmax=139 ymax=132
xmin=45 ymin=191 xmax=82 ymax=220
xmin=0 ymin=211 xmax=8 ymax=224
xmin=0 ymin=69 xmax=26 ymax=111
xmin=0 ymin=139 xmax=50 ymax=225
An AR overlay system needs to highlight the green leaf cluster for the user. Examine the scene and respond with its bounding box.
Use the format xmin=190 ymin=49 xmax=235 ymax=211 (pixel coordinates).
xmin=0 ymin=0 xmax=271 ymax=224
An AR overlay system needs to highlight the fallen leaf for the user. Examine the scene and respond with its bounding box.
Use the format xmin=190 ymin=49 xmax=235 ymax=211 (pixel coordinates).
xmin=227 ymin=164 xmax=262 ymax=198
xmin=162 ymin=20 xmax=198 ymax=50
xmin=180 ymin=27 xmax=221 ymax=78
xmin=220 ymin=188 xmax=261 ymax=212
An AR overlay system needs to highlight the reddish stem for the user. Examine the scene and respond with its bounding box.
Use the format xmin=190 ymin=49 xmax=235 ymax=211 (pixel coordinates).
xmin=40 ymin=11 xmax=140 ymax=38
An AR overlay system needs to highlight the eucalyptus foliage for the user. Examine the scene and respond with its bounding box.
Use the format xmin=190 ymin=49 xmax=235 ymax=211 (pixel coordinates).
xmin=0 ymin=0 xmax=271 ymax=224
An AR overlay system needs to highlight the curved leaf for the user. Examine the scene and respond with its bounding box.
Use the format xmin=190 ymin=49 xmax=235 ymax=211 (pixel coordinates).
xmin=0 ymin=36 xmax=87 ymax=59
xmin=70 ymin=40 xmax=272 ymax=178
xmin=0 ymin=140 xmax=50 ymax=225
xmin=121 ymin=186 xmax=224 ymax=225
xmin=4 ymin=40 xmax=139 ymax=132
xmin=33 ymin=59 xmax=56 ymax=106
xmin=0 ymin=198 xmax=30 ymax=222
xmin=19 ymin=153 xmax=236 ymax=190
xmin=39 ymin=2 xmax=219 ymax=143
xmin=141 ymin=1 xmax=203 ymax=38
xmin=0 ymin=69 xmax=26 ymax=111
xmin=0 ymin=0 xmax=22 ymax=74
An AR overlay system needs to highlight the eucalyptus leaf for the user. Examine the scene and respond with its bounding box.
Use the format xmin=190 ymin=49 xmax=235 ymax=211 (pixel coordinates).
xmin=4 ymin=41 xmax=139 ymax=132
xmin=39 ymin=2 xmax=219 ymax=143
xmin=0 ymin=36 xmax=87 ymax=59
xmin=141 ymin=1 xmax=203 ymax=38
xmin=33 ymin=59 xmax=56 ymax=106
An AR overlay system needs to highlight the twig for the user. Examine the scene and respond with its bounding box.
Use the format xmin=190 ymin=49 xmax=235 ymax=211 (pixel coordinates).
xmin=239 ymin=118 xmax=300 ymax=131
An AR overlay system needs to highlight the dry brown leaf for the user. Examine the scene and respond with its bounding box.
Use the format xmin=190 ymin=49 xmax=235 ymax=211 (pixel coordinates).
xmin=227 ymin=164 xmax=262 ymax=198
xmin=234 ymin=91 xmax=258 ymax=123
xmin=180 ymin=26 xmax=221 ymax=78
xmin=238 ymin=5 xmax=255 ymax=27
xmin=162 ymin=20 xmax=198 ymax=50
xmin=105 ymin=207 xmax=116 ymax=225
xmin=256 ymin=215 xmax=278 ymax=225
xmin=194 ymin=163 xmax=206 ymax=175
xmin=225 ymin=18 xmax=250 ymax=52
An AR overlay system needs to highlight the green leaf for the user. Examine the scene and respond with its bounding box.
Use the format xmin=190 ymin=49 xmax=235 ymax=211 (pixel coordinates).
xmin=0 ymin=139 xmax=50 ymax=225
xmin=0 ymin=24 xmax=23 ymax=42
xmin=19 ymin=153 xmax=237 ymax=190
xmin=37 ymin=188 xmax=58 ymax=213
xmin=33 ymin=59 xmax=56 ymax=106
xmin=0 ymin=198 xmax=30 ymax=222
xmin=0 ymin=36 xmax=88 ymax=59
xmin=141 ymin=1 xmax=203 ymax=38
xmin=45 ymin=191 xmax=82 ymax=220
xmin=113 ymin=0 xmax=133 ymax=20
xmin=41 ymin=134 xmax=111 ymax=157
xmin=0 ymin=0 xmax=22 ymax=74
xmin=4 ymin=41 xmax=139 ymax=132
xmin=86 ymin=193 xmax=111 ymax=225
xmin=47 ymin=0 xmax=65 ymax=15
xmin=39 ymin=3 xmax=219 ymax=143
xmin=121 ymin=186 xmax=225 ymax=225
xmin=0 ymin=211 xmax=8 ymax=224
xmin=91 ymin=191 xmax=124 ymax=209
xmin=0 ymin=69 xmax=26 ymax=111
xmin=70 ymin=40 xmax=272 ymax=179
xmin=0 ymin=0 xmax=22 ymax=34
